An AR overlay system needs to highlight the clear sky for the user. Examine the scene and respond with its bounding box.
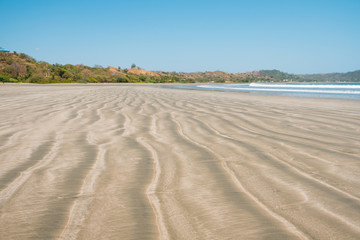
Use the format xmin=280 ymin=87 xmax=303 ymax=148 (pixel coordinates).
xmin=1 ymin=0 xmax=359 ymax=74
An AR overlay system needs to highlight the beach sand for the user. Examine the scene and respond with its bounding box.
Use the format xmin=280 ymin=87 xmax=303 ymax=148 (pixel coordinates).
xmin=0 ymin=84 xmax=359 ymax=239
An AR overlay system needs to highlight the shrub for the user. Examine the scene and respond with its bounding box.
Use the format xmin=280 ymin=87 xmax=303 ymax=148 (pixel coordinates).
xmin=29 ymin=74 xmax=47 ymax=83
xmin=0 ymin=74 xmax=10 ymax=82
xmin=19 ymin=53 xmax=36 ymax=63
xmin=116 ymin=77 xmax=128 ymax=83
xmin=88 ymin=77 xmax=98 ymax=83
xmin=8 ymin=78 xmax=18 ymax=82
xmin=139 ymin=75 xmax=146 ymax=82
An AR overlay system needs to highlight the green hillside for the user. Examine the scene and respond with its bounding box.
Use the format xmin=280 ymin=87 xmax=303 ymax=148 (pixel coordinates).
xmin=0 ymin=52 xmax=359 ymax=83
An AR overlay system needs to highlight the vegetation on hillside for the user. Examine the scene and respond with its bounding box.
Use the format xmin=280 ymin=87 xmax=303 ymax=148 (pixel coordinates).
xmin=299 ymin=70 xmax=360 ymax=82
xmin=0 ymin=52 xmax=359 ymax=83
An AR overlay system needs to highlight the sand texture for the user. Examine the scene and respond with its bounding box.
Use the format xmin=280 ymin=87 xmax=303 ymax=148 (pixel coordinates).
xmin=0 ymin=84 xmax=359 ymax=240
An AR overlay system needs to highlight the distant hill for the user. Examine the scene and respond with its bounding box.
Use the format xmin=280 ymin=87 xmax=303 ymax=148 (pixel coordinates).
xmin=299 ymin=70 xmax=360 ymax=82
xmin=257 ymin=70 xmax=301 ymax=81
xmin=0 ymin=52 xmax=359 ymax=83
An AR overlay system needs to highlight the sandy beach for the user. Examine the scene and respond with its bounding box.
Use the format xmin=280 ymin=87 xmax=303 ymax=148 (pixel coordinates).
xmin=0 ymin=84 xmax=359 ymax=240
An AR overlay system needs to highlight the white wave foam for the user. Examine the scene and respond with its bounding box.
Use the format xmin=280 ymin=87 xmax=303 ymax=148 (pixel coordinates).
xmin=249 ymin=83 xmax=360 ymax=89
xmin=196 ymin=85 xmax=360 ymax=94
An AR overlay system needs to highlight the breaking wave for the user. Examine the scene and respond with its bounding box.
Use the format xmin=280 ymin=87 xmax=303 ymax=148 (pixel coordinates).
xmin=249 ymin=83 xmax=360 ymax=89
xmin=193 ymin=83 xmax=360 ymax=100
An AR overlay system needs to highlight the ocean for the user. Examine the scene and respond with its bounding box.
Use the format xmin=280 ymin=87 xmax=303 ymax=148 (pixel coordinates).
xmin=171 ymin=82 xmax=360 ymax=100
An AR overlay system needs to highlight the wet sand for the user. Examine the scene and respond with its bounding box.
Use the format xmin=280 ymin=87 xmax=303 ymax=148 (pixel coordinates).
xmin=0 ymin=84 xmax=359 ymax=240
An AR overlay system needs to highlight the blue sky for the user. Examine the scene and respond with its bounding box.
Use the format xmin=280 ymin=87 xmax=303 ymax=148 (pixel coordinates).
xmin=1 ymin=0 xmax=359 ymax=73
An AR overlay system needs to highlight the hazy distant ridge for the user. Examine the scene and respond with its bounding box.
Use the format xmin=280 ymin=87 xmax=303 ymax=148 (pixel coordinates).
xmin=300 ymin=70 xmax=360 ymax=82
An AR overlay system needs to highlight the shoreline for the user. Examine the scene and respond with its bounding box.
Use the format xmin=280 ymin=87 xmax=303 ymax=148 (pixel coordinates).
xmin=3 ymin=82 xmax=360 ymax=101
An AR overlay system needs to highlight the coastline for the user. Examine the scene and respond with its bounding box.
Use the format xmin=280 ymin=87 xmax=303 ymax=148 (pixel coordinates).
xmin=0 ymin=84 xmax=359 ymax=239
xmin=164 ymin=82 xmax=360 ymax=101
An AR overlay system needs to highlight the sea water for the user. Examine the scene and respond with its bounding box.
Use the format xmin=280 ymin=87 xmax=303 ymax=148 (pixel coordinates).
xmin=172 ymin=82 xmax=360 ymax=100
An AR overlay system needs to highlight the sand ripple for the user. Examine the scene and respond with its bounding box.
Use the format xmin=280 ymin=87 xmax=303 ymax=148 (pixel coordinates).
xmin=0 ymin=84 xmax=359 ymax=239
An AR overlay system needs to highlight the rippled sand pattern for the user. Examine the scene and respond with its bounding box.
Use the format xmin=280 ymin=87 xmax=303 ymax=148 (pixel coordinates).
xmin=0 ymin=84 xmax=359 ymax=240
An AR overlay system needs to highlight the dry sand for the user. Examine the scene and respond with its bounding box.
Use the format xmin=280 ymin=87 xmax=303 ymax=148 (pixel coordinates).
xmin=0 ymin=84 xmax=359 ymax=240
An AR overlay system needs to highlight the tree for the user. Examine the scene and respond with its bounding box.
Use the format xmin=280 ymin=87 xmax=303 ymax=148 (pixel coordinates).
xmin=139 ymin=75 xmax=146 ymax=82
xmin=116 ymin=77 xmax=128 ymax=83
xmin=7 ymin=62 xmax=26 ymax=78
xmin=94 ymin=64 xmax=103 ymax=69
xmin=131 ymin=63 xmax=136 ymax=69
